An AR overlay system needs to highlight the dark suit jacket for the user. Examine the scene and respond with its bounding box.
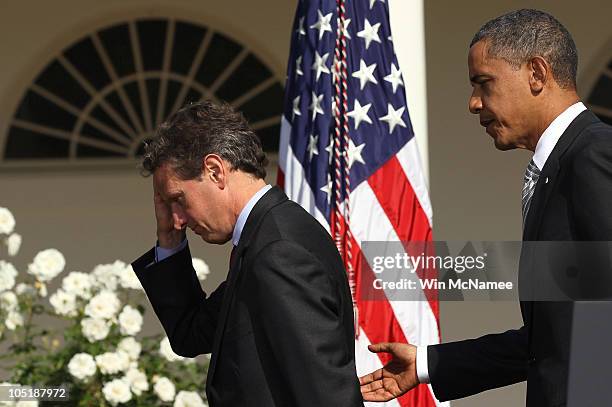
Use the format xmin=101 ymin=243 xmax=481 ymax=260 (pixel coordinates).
xmin=133 ymin=186 xmax=363 ymax=406
xmin=427 ymin=110 xmax=612 ymax=406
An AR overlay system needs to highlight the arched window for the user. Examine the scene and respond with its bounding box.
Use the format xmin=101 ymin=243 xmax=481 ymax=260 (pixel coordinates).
xmin=586 ymin=55 xmax=612 ymax=126
xmin=2 ymin=18 xmax=283 ymax=166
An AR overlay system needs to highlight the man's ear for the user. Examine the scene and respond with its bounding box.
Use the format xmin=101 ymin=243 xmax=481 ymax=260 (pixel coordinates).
xmin=529 ymin=56 xmax=550 ymax=94
xmin=202 ymin=154 xmax=227 ymax=188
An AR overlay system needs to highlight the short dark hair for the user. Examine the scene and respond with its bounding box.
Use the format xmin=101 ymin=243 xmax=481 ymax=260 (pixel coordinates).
xmin=470 ymin=9 xmax=578 ymax=89
xmin=141 ymin=101 xmax=268 ymax=179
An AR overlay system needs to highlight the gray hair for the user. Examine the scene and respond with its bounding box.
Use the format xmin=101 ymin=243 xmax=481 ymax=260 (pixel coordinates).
xmin=470 ymin=9 xmax=578 ymax=89
xmin=141 ymin=100 xmax=268 ymax=179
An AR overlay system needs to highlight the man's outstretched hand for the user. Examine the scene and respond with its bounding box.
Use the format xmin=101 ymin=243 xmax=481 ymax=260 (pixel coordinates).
xmin=359 ymin=343 xmax=419 ymax=402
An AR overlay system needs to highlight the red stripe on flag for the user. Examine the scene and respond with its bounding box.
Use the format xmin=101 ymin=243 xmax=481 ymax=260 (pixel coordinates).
xmin=331 ymin=212 xmax=437 ymax=407
xmin=368 ymin=156 xmax=440 ymax=323
xmin=276 ymin=168 xmax=285 ymax=189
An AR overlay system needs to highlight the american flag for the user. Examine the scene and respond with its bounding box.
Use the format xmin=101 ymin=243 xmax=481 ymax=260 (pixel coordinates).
xmin=277 ymin=1 xmax=443 ymax=406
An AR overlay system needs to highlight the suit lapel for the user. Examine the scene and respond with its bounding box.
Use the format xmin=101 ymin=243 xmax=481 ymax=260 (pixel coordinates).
xmin=205 ymin=186 xmax=288 ymax=392
xmin=522 ymin=110 xmax=598 ymax=241
xmin=520 ymin=110 xmax=599 ymax=338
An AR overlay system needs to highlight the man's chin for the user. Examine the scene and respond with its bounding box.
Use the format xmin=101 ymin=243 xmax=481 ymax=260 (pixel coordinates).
xmin=492 ymin=136 xmax=516 ymax=151
xmin=201 ymin=234 xmax=232 ymax=245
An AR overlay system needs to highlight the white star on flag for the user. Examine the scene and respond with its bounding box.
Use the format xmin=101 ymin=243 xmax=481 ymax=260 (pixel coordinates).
xmin=292 ymin=95 xmax=301 ymax=120
xmin=310 ymin=10 xmax=332 ymax=40
xmin=379 ymin=103 xmax=407 ymax=133
xmin=384 ymin=64 xmax=404 ymax=93
xmin=307 ymin=134 xmax=319 ymax=161
xmin=352 ymin=59 xmax=378 ymax=90
xmin=347 ymin=100 xmax=373 ymax=129
xmin=342 ymin=18 xmax=352 ymax=40
xmin=347 ymin=138 xmax=366 ymax=168
xmin=357 ymin=19 xmax=381 ymax=50
xmin=320 ymin=174 xmax=332 ymax=203
xmin=296 ymin=56 xmax=303 ymax=76
xmin=311 ymin=51 xmax=330 ymax=81
xmin=325 ymin=137 xmax=334 ymax=164
xmin=297 ymin=16 xmax=306 ymax=36
xmin=309 ymin=92 xmax=324 ymax=121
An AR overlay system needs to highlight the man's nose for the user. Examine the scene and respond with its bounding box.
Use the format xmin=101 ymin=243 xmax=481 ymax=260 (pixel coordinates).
xmin=469 ymin=94 xmax=482 ymax=114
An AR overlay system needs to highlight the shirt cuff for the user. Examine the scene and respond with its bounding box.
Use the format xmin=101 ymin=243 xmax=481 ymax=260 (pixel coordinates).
xmin=155 ymin=238 xmax=188 ymax=262
xmin=416 ymin=345 xmax=430 ymax=384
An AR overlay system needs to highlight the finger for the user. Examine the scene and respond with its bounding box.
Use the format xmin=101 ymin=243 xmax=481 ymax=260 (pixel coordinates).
xmin=359 ymin=368 xmax=382 ymax=385
xmin=362 ymin=389 xmax=394 ymax=402
xmin=360 ymin=379 xmax=384 ymax=393
xmin=368 ymin=342 xmax=393 ymax=354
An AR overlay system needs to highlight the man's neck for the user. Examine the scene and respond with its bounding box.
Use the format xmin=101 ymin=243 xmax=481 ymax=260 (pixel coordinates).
xmin=527 ymin=91 xmax=581 ymax=151
xmin=230 ymin=174 xmax=267 ymax=220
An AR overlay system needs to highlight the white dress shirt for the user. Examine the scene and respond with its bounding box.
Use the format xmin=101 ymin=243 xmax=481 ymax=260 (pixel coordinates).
xmin=155 ymin=184 xmax=272 ymax=262
xmin=415 ymin=101 xmax=587 ymax=384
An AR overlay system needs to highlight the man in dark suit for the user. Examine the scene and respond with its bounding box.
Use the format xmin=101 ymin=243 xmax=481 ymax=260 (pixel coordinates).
xmin=359 ymin=9 xmax=612 ymax=406
xmin=132 ymin=101 xmax=363 ymax=406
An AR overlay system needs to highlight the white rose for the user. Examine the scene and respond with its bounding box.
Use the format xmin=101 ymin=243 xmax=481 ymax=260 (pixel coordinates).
xmin=85 ymin=290 xmax=120 ymax=320
xmin=0 ymin=291 xmax=18 ymax=311
xmin=96 ymin=351 xmax=130 ymax=375
xmin=153 ymin=376 xmax=176 ymax=402
xmin=118 ymin=305 xmax=143 ymax=336
xmin=35 ymin=281 xmax=47 ymax=298
xmin=159 ymin=336 xmax=185 ymax=362
xmin=62 ymin=271 xmax=94 ymax=299
xmin=68 ymin=353 xmax=97 ymax=380
xmin=16 ymin=401 xmax=39 ymax=407
xmin=92 ymin=261 xmax=125 ymax=291
xmin=0 ymin=208 xmax=15 ymax=235
xmin=0 ymin=261 xmax=17 ymax=292
xmin=192 ymin=258 xmax=210 ymax=281
xmin=5 ymin=311 xmax=23 ymax=330
xmin=6 ymin=233 xmax=22 ymax=257
xmin=15 ymin=283 xmax=35 ymax=296
xmin=174 ymin=390 xmax=206 ymax=407
xmin=118 ymin=337 xmax=142 ymax=360
xmin=124 ymin=368 xmax=149 ymax=395
xmin=49 ymin=289 xmax=77 ymax=317
xmin=119 ymin=264 xmax=142 ymax=290
xmin=81 ymin=318 xmax=110 ymax=342
xmin=102 ymin=379 xmax=132 ymax=406
xmin=27 ymin=249 xmax=65 ymax=282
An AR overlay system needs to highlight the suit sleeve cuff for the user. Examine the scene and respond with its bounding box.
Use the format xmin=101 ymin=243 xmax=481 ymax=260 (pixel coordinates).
xmin=155 ymin=238 xmax=188 ymax=262
xmin=416 ymin=345 xmax=430 ymax=384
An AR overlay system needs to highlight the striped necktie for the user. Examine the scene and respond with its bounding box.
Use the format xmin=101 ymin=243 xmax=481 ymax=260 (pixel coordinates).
xmin=522 ymin=159 xmax=541 ymax=224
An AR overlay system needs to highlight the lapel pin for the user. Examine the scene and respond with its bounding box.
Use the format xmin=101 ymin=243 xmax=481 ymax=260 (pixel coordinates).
xmin=545 ymin=177 xmax=549 ymax=184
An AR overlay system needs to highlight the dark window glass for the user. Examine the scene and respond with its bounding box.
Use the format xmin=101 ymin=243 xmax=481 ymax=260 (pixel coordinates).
xmin=64 ymin=37 xmax=111 ymax=90
xmin=171 ymin=21 xmax=207 ymax=75
xmin=123 ymin=81 xmax=145 ymax=129
xmin=195 ymin=33 xmax=242 ymax=87
xmin=145 ymin=79 xmax=161 ymax=126
xmin=105 ymin=90 xmax=136 ymax=134
xmin=80 ymin=122 xmax=122 ymax=146
xmin=137 ymin=19 xmax=167 ymax=71
xmin=90 ymin=105 xmax=126 ymax=137
xmin=34 ymin=61 xmax=90 ymax=109
xmin=239 ymin=83 xmax=284 ymax=122
xmin=216 ymin=53 xmax=273 ymax=102
xmin=98 ymin=23 xmax=135 ymax=77
xmin=183 ymin=88 xmax=202 ymax=106
xmin=77 ymin=144 xmax=123 ymax=157
xmin=5 ymin=126 xmax=69 ymax=159
xmin=588 ymin=76 xmax=612 ymax=110
xmin=15 ymin=90 xmax=77 ymax=131
xmin=163 ymin=80 xmax=183 ymax=120
xmin=256 ymin=123 xmax=281 ymax=152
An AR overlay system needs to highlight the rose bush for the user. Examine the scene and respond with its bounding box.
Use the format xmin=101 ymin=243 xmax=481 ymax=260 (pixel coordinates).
xmin=0 ymin=207 xmax=210 ymax=406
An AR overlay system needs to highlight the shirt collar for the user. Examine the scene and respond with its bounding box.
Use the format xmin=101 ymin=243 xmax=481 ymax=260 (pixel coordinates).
xmin=532 ymin=101 xmax=586 ymax=170
xmin=231 ymin=184 xmax=272 ymax=247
